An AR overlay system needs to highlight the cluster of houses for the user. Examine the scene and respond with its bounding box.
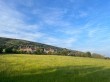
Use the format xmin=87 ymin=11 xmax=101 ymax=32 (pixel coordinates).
xmin=19 ymin=45 xmax=57 ymax=54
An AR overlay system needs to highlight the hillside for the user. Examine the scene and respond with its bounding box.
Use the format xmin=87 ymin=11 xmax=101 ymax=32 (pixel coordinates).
xmin=0 ymin=37 xmax=63 ymax=50
xmin=0 ymin=37 xmax=72 ymax=54
xmin=0 ymin=55 xmax=110 ymax=82
xmin=0 ymin=37 xmax=107 ymax=59
xmin=0 ymin=37 xmax=81 ymax=55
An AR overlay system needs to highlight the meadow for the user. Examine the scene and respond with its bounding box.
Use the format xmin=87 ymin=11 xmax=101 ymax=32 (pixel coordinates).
xmin=0 ymin=54 xmax=110 ymax=82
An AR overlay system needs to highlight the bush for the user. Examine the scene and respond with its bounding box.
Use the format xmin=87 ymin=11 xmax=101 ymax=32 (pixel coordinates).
xmin=86 ymin=52 xmax=91 ymax=57
xmin=92 ymin=53 xmax=105 ymax=59
xmin=5 ymin=48 xmax=13 ymax=53
xmin=0 ymin=47 xmax=3 ymax=53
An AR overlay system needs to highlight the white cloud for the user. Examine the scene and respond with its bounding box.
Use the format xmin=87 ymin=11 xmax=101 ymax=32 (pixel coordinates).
xmin=88 ymin=29 xmax=98 ymax=38
xmin=35 ymin=8 xmax=67 ymax=26
xmin=0 ymin=0 xmax=44 ymax=41
xmin=0 ymin=1 xmax=77 ymax=49
xmin=42 ymin=37 xmax=77 ymax=48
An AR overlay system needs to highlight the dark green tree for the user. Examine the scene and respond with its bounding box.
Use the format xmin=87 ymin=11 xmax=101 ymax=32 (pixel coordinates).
xmin=0 ymin=47 xmax=3 ymax=53
xmin=92 ymin=53 xmax=104 ymax=58
xmin=35 ymin=48 xmax=44 ymax=55
xmin=86 ymin=52 xmax=91 ymax=57
xmin=5 ymin=47 xmax=13 ymax=53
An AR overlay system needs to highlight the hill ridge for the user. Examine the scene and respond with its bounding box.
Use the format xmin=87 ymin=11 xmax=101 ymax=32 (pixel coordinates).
xmin=0 ymin=37 xmax=108 ymax=59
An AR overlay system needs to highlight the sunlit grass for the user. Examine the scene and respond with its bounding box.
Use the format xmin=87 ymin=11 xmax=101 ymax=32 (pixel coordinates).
xmin=0 ymin=54 xmax=110 ymax=82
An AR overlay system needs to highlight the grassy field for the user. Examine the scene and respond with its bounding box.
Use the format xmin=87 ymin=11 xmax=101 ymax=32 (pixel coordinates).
xmin=0 ymin=54 xmax=110 ymax=82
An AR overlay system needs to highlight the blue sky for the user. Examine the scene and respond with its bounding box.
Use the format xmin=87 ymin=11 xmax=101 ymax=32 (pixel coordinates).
xmin=0 ymin=0 xmax=110 ymax=56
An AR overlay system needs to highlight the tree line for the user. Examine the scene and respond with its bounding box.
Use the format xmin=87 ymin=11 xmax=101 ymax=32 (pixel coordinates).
xmin=0 ymin=47 xmax=109 ymax=59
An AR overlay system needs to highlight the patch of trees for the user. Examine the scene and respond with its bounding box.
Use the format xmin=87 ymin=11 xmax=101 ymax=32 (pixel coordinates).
xmin=5 ymin=47 xmax=13 ymax=53
xmin=0 ymin=47 xmax=104 ymax=58
xmin=56 ymin=49 xmax=70 ymax=55
xmin=0 ymin=47 xmax=108 ymax=60
xmin=68 ymin=51 xmax=91 ymax=57
xmin=91 ymin=53 xmax=105 ymax=59
xmin=0 ymin=37 xmax=109 ymax=59
xmin=105 ymin=57 xmax=110 ymax=59
xmin=0 ymin=47 xmax=3 ymax=53
xmin=67 ymin=51 xmax=106 ymax=59
xmin=34 ymin=48 xmax=45 ymax=55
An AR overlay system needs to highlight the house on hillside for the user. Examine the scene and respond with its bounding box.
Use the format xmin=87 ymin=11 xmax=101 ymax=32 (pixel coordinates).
xmin=44 ymin=48 xmax=55 ymax=54
xmin=19 ymin=46 xmax=57 ymax=54
xmin=19 ymin=46 xmax=37 ymax=53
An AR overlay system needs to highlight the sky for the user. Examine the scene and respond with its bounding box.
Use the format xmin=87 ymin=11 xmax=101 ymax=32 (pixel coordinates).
xmin=0 ymin=0 xmax=110 ymax=56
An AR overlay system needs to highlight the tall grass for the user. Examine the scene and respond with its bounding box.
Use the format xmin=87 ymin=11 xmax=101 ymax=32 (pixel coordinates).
xmin=0 ymin=54 xmax=110 ymax=82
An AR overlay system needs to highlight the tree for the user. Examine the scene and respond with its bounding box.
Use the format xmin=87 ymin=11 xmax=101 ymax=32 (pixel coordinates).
xmin=86 ymin=52 xmax=91 ymax=57
xmin=35 ymin=48 xmax=44 ymax=55
xmin=92 ymin=53 xmax=105 ymax=58
xmin=60 ymin=49 xmax=69 ymax=55
xmin=5 ymin=47 xmax=13 ymax=53
xmin=12 ymin=48 xmax=17 ymax=53
xmin=0 ymin=47 xmax=3 ymax=53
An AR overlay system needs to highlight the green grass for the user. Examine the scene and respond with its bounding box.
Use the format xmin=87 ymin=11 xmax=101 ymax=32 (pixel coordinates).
xmin=0 ymin=54 xmax=110 ymax=82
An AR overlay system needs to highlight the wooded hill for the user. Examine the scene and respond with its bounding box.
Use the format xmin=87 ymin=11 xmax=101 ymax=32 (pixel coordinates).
xmin=0 ymin=37 xmax=62 ymax=50
xmin=0 ymin=37 xmax=108 ymax=59
xmin=0 ymin=37 xmax=73 ymax=54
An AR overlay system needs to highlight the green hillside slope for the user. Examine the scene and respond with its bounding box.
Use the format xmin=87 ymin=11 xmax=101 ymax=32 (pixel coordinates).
xmin=0 ymin=37 xmax=107 ymax=58
xmin=0 ymin=37 xmax=62 ymax=49
xmin=0 ymin=37 xmax=71 ymax=55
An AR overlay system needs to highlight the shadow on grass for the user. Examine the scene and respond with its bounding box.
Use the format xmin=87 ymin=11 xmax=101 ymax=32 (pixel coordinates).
xmin=0 ymin=65 xmax=110 ymax=82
